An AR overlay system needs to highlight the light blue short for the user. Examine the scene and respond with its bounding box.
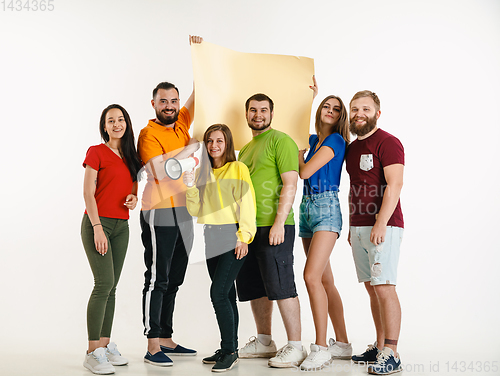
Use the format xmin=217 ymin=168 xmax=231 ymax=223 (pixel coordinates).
xmin=350 ymin=226 xmax=403 ymax=285
xmin=299 ymin=190 xmax=342 ymax=238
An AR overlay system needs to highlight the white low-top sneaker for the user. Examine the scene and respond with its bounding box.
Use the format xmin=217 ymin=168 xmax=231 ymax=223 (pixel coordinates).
xmin=84 ymin=347 xmax=115 ymax=375
xmin=300 ymin=344 xmax=333 ymax=370
xmin=268 ymin=344 xmax=307 ymax=368
xmin=328 ymin=338 xmax=353 ymax=360
xmin=106 ymin=342 xmax=128 ymax=366
xmin=239 ymin=336 xmax=277 ymax=358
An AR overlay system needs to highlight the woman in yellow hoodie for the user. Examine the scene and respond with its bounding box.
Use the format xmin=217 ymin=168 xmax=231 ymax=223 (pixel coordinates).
xmin=183 ymin=124 xmax=256 ymax=372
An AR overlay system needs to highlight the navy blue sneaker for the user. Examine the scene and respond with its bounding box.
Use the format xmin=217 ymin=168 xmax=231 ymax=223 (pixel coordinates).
xmin=368 ymin=347 xmax=402 ymax=375
xmin=161 ymin=344 xmax=197 ymax=356
xmin=352 ymin=343 xmax=379 ymax=364
xmin=144 ymin=351 xmax=173 ymax=367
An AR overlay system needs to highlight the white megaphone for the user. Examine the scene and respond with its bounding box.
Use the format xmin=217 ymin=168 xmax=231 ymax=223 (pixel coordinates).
xmin=164 ymin=157 xmax=200 ymax=180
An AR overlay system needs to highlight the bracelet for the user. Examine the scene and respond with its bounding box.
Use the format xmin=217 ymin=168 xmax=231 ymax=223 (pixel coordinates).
xmin=93 ymin=223 xmax=102 ymax=228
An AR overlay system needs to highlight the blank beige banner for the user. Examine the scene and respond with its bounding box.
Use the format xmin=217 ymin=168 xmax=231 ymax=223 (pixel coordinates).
xmin=191 ymin=41 xmax=315 ymax=150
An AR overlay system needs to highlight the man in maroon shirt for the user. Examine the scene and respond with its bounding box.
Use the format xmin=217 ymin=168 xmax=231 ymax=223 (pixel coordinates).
xmin=345 ymin=91 xmax=405 ymax=375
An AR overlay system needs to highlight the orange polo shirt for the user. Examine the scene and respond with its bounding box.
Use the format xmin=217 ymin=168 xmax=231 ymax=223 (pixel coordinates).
xmin=138 ymin=107 xmax=191 ymax=210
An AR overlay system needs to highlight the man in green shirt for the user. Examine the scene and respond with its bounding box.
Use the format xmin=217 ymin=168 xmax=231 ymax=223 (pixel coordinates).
xmin=236 ymin=93 xmax=307 ymax=368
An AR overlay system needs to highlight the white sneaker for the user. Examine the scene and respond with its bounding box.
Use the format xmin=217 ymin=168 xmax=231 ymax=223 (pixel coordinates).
xmin=268 ymin=344 xmax=307 ymax=368
xmin=300 ymin=344 xmax=332 ymax=370
xmin=83 ymin=347 xmax=115 ymax=375
xmin=328 ymin=338 xmax=353 ymax=360
xmin=106 ymin=342 xmax=128 ymax=366
xmin=239 ymin=336 xmax=277 ymax=358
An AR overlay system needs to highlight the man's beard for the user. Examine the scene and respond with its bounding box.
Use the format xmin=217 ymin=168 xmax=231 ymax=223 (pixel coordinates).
xmin=248 ymin=118 xmax=272 ymax=132
xmin=349 ymin=115 xmax=377 ymax=137
xmin=156 ymin=108 xmax=179 ymax=125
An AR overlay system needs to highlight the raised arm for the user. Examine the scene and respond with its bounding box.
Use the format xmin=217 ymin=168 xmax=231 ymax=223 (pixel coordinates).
xmin=185 ymin=35 xmax=204 ymax=120
xmin=185 ymin=86 xmax=195 ymax=121
xmin=269 ymin=170 xmax=298 ymax=246
xmin=310 ymin=75 xmax=318 ymax=100
xmin=83 ymin=166 xmax=108 ymax=255
xmin=370 ymin=164 xmax=404 ymax=245
xmin=300 ymin=75 xmax=333 ymax=178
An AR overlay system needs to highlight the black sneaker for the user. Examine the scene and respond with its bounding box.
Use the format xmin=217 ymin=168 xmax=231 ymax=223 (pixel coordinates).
xmin=352 ymin=344 xmax=379 ymax=364
xmin=212 ymin=352 xmax=239 ymax=372
xmin=203 ymin=349 xmax=223 ymax=364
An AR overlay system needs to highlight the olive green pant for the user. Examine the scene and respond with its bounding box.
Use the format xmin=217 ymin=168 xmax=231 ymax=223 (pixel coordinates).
xmin=81 ymin=214 xmax=129 ymax=341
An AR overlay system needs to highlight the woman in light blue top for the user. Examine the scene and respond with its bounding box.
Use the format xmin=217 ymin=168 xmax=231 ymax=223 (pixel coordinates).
xmin=298 ymin=79 xmax=352 ymax=370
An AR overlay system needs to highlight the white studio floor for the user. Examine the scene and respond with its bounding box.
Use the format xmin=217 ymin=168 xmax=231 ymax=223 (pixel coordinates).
xmin=2 ymin=343 xmax=498 ymax=376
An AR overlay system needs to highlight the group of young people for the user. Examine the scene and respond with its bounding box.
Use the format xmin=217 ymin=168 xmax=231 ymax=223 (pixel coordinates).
xmin=80 ymin=36 xmax=405 ymax=376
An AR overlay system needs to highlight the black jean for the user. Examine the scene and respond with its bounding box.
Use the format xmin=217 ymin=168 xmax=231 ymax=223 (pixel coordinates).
xmin=205 ymin=224 xmax=246 ymax=353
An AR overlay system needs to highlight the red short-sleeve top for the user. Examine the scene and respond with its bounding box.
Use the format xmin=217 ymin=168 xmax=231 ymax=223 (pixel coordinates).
xmin=83 ymin=144 xmax=134 ymax=220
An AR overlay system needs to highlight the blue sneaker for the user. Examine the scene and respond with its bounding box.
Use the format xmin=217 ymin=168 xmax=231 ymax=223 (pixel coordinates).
xmin=144 ymin=351 xmax=173 ymax=367
xmin=161 ymin=344 xmax=197 ymax=356
xmin=368 ymin=347 xmax=402 ymax=375
xmin=352 ymin=343 xmax=379 ymax=363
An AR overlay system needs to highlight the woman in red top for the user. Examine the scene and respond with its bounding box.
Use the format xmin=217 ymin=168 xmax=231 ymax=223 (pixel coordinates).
xmin=81 ymin=104 xmax=142 ymax=375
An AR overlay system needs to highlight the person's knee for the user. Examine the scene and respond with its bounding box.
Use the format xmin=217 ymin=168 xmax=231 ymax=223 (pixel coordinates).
xmin=108 ymin=285 xmax=118 ymax=298
xmin=168 ymin=267 xmax=188 ymax=287
xmin=164 ymin=283 xmax=179 ymax=294
xmin=364 ymin=281 xmax=377 ymax=297
xmin=321 ymin=272 xmax=334 ymax=289
xmin=94 ymin=277 xmax=115 ymax=296
xmin=152 ymin=279 xmax=169 ymax=293
xmin=210 ymin=285 xmax=226 ymax=305
xmin=110 ymin=276 xmax=122 ymax=291
xmin=303 ymin=268 xmax=322 ymax=289
xmin=277 ymin=296 xmax=300 ymax=310
xmin=372 ymin=284 xmax=396 ymax=299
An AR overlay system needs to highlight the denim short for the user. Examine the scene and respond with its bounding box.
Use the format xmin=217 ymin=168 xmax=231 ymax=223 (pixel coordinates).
xmin=350 ymin=226 xmax=404 ymax=285
xmin=299 ymin=190 xmax=342 ymax=238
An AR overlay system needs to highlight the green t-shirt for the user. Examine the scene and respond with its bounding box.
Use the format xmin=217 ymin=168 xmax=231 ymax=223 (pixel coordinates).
xmin=238 ymin=128 xmax=298 ymax=227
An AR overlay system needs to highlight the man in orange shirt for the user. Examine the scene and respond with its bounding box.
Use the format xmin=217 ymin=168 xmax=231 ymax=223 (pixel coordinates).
xmin=138 ymin=35 xmax=202 ymax=368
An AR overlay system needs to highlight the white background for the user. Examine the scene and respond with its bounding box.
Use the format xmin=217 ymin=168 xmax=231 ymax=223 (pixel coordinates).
xmin=0 ymin=0 xmax=499 ymax=372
